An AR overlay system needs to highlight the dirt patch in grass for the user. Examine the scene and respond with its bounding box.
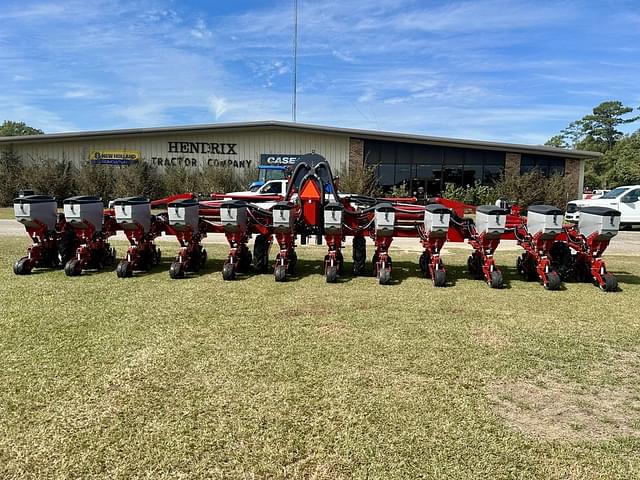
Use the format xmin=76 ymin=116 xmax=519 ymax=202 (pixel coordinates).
xmin=316 ymin=322 xmax=349 ymax=336
xmin=289 ymin=304 xmax=336 ymax=318
xmin=471 ymin=326 xmax=510 ymax=348
xmin=489 ymin=350 xmax=640 ymax=441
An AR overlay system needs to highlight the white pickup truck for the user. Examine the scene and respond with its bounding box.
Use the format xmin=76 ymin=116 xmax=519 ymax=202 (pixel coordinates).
xmin=565 ymin=185 xmax=640 ymax=226
xmin=226 ymin=179 xmax=288 ymax=197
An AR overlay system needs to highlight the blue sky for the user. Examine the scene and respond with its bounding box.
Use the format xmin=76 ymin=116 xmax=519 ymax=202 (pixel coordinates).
xmin=1 ymin=0 xmax=639 ymax=144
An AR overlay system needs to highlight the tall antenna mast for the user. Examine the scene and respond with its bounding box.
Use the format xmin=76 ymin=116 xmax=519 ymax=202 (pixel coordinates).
xmin=292 ymin=0 xmax=298 ymax=122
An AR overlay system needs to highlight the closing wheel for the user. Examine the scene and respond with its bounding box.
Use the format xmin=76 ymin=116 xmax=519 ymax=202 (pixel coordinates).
xmin=602 ymin=274 xmax=618 ymax=292
xmin=326 ymin=265 xmax=338 ymax=283
xmin=200 ymin=248 xmax=207 ymax=268
xmin=13 ymin=257 xmax=32 ymax=275
xmin=222 ymin=262 xmax=236 ymax=281
xmin=468 ymin=255 xmax=483 ymax=279
xmin=352 ymin=236 xmax=366 ymax=276
xmin=544 ymin=271 xmax=561 ymax=290
xmin=433 ymin=268 xmax=446 ymax=287
xmin=116 ymin=260 xmax=132 ymax=278
xmin=238 ymin=249 xmax=252 ymax=273
xmin=287 ymin=250 xmax=297 ymax=275
xmin=104 ymin=247 xmax=116 ymax=266
xmin=378 ymin=268 xmax=391 ymax=285
xmin=489 ymin=270 xmax=503 ymax=289
xmin=419 ymin=252 xmax=430 ymax=275
xmin=252 ymin=235 xmax=270 ymax=273
xmin=274 ymin=265 xmax=287 ymax=282
xmin=169 ymin=261 xmax=185 ymax=279
xmin=64 ymin=258 xmax=81 ymax=277
xmin=467 ymin=255 xmax=475 ymax=274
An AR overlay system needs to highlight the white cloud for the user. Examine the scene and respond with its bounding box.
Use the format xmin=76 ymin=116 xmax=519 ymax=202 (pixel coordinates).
xmin=209 ymin=96 xmax=229 ymax=119
xmin=190 ymin=18 xmax=211 ymax=39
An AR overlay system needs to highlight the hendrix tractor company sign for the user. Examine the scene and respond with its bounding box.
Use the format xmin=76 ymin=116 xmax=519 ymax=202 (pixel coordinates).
xmin=149 ymin=141 xmax=253 ymax=169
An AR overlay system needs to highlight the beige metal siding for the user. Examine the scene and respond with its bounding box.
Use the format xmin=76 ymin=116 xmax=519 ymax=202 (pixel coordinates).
xmin=9 ymin=129 xmax=351 ymax=175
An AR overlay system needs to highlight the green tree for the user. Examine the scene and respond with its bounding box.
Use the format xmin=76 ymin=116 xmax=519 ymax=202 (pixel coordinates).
xmin=581 ymin=101 xmax=639 ymax=149
xmin=547 ymin=101 xmax=639 ymax=152
xmin=608 ymin=133 xmax=640 ymax=186
xmin=0 ymin=120 xmax=44 ymax=136
xmin=546 ymin=101 xmax=640 ymax=188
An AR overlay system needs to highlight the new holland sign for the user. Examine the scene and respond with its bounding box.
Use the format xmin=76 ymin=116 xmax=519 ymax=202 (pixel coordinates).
xmin=90 ymin=150 xmax=140 ymax=165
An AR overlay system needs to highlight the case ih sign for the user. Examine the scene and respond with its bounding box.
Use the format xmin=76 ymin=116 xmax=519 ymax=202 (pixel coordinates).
xmin=260 ymin=154 xmax=303 ymax=165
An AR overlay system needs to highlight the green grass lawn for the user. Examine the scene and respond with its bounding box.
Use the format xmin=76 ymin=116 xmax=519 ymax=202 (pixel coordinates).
xmin=0 ymin=207 xmax=15 ymax=219
xmin=1 ymin=236 xmax=639 ymax=479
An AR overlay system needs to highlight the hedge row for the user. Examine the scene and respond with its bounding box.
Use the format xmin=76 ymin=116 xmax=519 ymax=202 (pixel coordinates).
xmin=0 ymin=152 xmax=256 ymax=206
xmin=442 ymin=170 xmax=575 ymax=209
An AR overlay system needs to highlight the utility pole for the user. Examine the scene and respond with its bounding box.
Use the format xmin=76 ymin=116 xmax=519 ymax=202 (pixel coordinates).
xmin=292 ymin=0 xmax=298 ymax=122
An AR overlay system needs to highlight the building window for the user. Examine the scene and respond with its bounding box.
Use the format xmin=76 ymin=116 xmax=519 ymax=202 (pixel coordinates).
xmin=520 ymin=154 xmax=565 ymax=176
xmin=364 ymin=140 xmax=505 ymax=195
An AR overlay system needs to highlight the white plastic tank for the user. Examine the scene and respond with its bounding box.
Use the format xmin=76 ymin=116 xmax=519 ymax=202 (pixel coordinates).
xmin=113 ymin=197 xmax=151 ymax=232
xmin=374 ymin=203 xmax=395 ymax=236
xmin=168 ymin=198 xmax=199 ymax=231
xmin=63 ymin=196 xmax=104 ymax=232
xmin=272 ymin=202 xmax=295 ymax=233
xmin=526 ymin=204 xmax=563 ymax=239
xmin=424 ymin=204 xmax=450 ymax=238
xmin=578 ymin=206 xmax=620 ymax=241
xmin=475 ymin=205 xmax=508 ymax=239
xmin=220 ymin=200 xmax=248 ymax=233
xmin=14 ymin=195 xmax=58 ymax=231
xmin=324 ymin=202 xmax=343 ymax=234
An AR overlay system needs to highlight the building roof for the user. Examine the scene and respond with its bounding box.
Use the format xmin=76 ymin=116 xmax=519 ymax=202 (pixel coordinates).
xmin=0 ymin=120 xmax=600 ymax=159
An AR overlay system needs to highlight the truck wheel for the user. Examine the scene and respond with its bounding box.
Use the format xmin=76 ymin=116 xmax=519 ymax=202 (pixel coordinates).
xmin=489 ymin=270 xmax=503 ymax=289
xmin=169 ymin=261 xmax=185 ymax=279
xmin=544 ymin=271 xmax=561 ymax=290
xmin=116 ymin=260 xmax=131 ymax=278
xmin=274 ymin=265 xmax=287 ymax=282
xmin=252 ymin=235 xmax=270 ymax=273
xmin=602 ymin=274 xmax=618 ymax=292
xmin=13 ymin=257 xmax=32 ymax=275
xmin=326 ymin=265 xmax=338 ymax=283
xmin=222 ymin=263 xmax=236 ymax=281
xmin=433 ymin=269 xmax=446 ymax=287
xmin=64 ymin=259 xmax=81 ymax=277
xmin=352 ymin=237 xmax=366 ymax=276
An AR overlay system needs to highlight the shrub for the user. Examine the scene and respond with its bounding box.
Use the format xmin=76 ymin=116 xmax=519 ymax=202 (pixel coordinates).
xmin=0 ymin=150 xmax=27 ymax=206
xmin=493 ymin=170 xmax=572 ymax=208
xmin=339 ymin=162 xmax=382 ymax=197
xmin=24 ymin=156 xmax=77 ymax=202
xmin=113 ymin=162 xmax=165 ymax=200
xmin=76 ymin=162 xmax=118 ymax=203
xmin=386 ymin=183 xmax=410 ymax=198
xmin=195 ymin=165 xmax=246 ymax=195
xmin=442 ymin=181 xmax=498 ymax=206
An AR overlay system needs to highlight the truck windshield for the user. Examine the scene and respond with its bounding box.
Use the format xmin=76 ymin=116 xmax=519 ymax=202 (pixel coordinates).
xmin=259 ymin=169 xmax=287 ymax=182
xmin=601 ymin=187 xmax=628 ymax=199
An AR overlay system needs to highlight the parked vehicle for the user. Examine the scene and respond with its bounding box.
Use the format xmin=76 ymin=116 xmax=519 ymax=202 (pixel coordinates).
xmin=583 ymin=189 xmax=610 ymax=200
xmin=566 ymin=185 xmax=640 ymax=226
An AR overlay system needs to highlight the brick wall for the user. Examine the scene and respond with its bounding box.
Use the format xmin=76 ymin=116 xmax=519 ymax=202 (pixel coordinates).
xmin=348 ymin=138 xmax=364 ymax=173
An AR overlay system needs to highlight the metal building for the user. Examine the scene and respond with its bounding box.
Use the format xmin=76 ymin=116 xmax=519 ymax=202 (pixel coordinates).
xmin=0 ymin=120 xmax=598 ymax=198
